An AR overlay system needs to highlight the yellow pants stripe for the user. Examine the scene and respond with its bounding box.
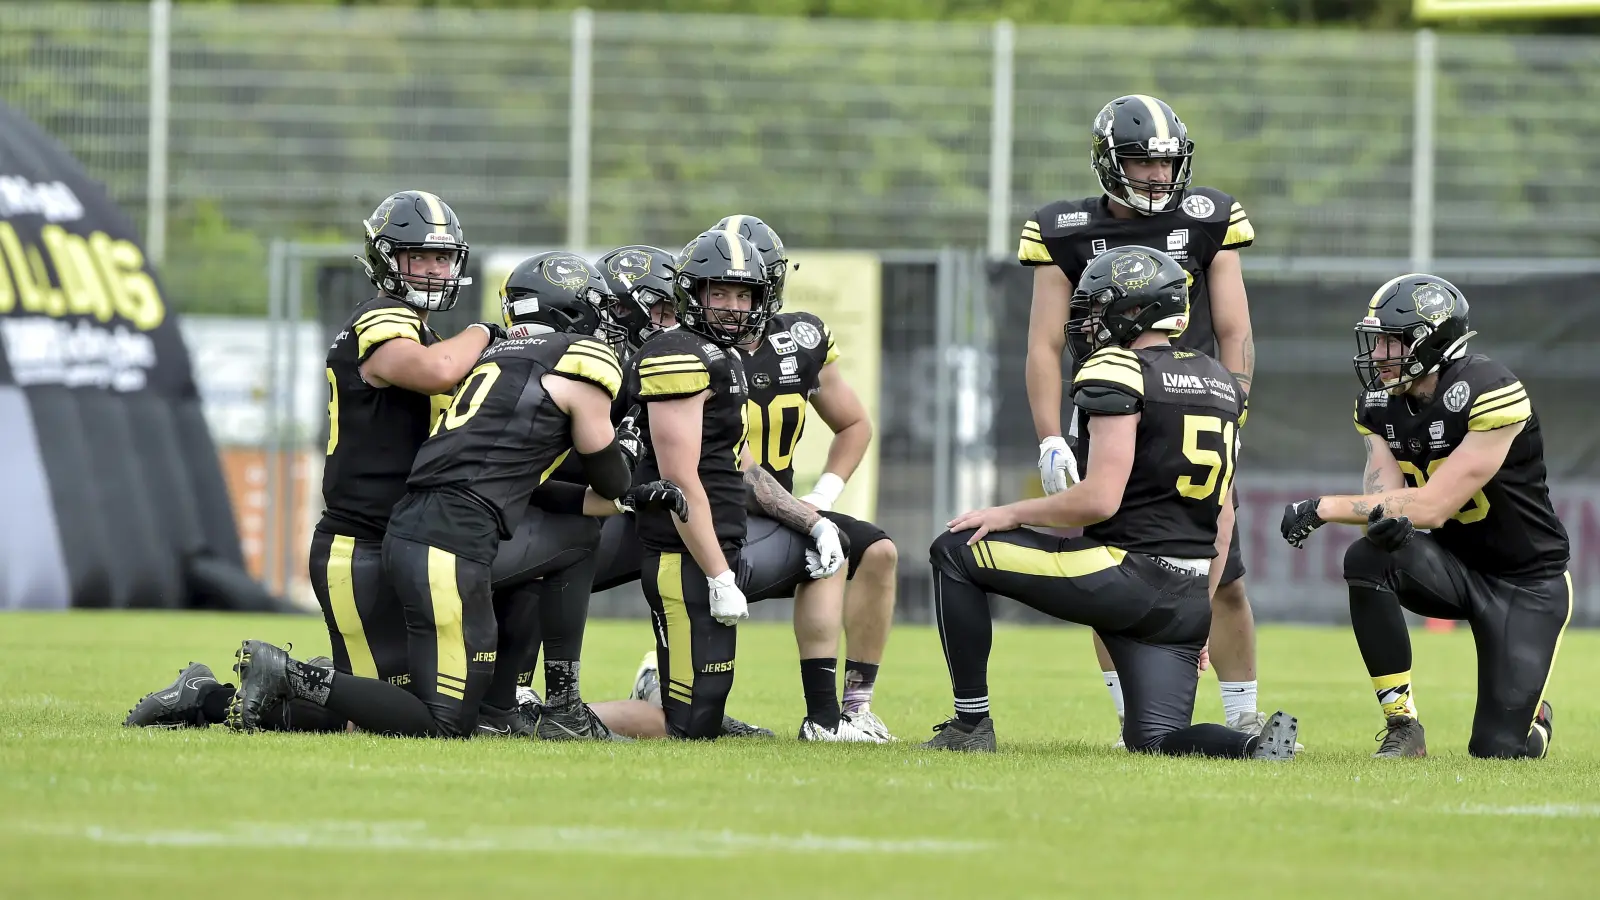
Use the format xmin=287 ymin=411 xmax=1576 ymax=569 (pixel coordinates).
xmin=657 ymin=553 xmax=694 ymax=704
xmin=1530 ymin=571 xmax=1574 ymax=738
xmin=325 ymin=535 xmax=378 ymax=679
xmin=975 ymin=541 xmax=1126 ymax=578
xmin=427 ymin=547 xmax=468 ymax=701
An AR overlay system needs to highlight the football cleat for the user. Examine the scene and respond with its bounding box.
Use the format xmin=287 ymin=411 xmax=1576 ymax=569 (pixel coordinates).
xmin=124 ymin=662 xmax=233 ymax=729
xmin=919 ymin=717 xmax=997 ymax=753
xmin=1248 ymin=710 xmax=1299 ymax=761
xmin=1229 ymin=709 xmax=1305 ymax=753
xmin=1112 ymin=712 xmax=1126 ymax=750
xmin=537 ymin=700 xmax=632 ymax=742
xmin=798 ymin=716 xmax=879 ymax=743
xmin=227 ymin=640 xmax=294 ymax=733
xmin=720 ymin=715 xmax=775 ymax=738
xmin=1372 ymin=714 xmax=1427 ymax=758
xmin=515 ymin=684 xmax=544 ymax=710
xmin=628 ymin=650 xmax=661 ymax=707
xmin=846 ymin=705 xmax=896 ymax=742
xmin=475 ymin=703 xmax=540 ymax=739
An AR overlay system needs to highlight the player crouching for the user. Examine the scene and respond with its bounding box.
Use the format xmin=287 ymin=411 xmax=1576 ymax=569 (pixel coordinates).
xmin=922 ymin=246 xmax=1297 ymax=758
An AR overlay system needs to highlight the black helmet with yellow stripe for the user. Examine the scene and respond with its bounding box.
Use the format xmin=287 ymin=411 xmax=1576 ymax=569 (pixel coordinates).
xmin=498 ymin=251 xmax=607 ymax=340
xmin=673 ymin=230 xmax=771 ymax=346
xmin=358 ymin=190 xmax=472 ymax=312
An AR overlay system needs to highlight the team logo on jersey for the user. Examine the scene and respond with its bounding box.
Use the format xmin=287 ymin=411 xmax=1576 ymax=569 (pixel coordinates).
xmin=1412 ymin=284 xmax=1454 ymax=324
xmin=1443 ymin=380 xmax=1470 ymax=412
xmin=790 ymin=321 xmax=822 ymax=350
xmin=1109 ymin=251 xmax=1159 ymax=290
xmin=542 ymin=254 xmax=590 ymax=289
xmin=768 ymin=331 xmax=798 ymax=354
xmin=608 ymin=249 xmax=652 ymax=286
xmin=1181 ymin=194 xmax=1216 ymax=219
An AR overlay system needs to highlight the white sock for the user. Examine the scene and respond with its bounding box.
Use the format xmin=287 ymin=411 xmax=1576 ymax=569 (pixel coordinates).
xmin=1219 ymin=681 xmax=1258 ymax=722
xmin=1103 ymin=671 xmax=1125 ymax=720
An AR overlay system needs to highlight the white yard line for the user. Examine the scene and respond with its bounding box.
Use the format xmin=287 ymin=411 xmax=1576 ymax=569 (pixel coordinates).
xmin=22 ymin=821 xmax=990 ymax=856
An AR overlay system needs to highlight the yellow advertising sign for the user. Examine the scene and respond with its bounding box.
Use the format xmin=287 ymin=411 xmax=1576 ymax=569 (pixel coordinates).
xmin=780 ymin=250 xmax=882 ymax=523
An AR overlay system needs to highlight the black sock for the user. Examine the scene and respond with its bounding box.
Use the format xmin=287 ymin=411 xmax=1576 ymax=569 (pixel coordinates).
xmin=286 ymin=659 xmax=334 ymax=706
xmin=545 ymin=659 xmax=581 ymax=707
xmin=487 ymin=587 xmax=541 ymax=710
xmin=933 ymin=570 xmax=991 ymax=725
xmin=256 ymin=699 xmax=348 ymax=733
xmin=197 ymin=683 xmax=234 ymax=724
xmin=843 ymin=660 xmax=878 ymax=713
xmin=1349 ymin=585 xmax=1412 ymax=677
xmin=799 ymin=657 xmax=841 ymax=730
xmin=1152 ymin=723 xmax=1255 ymax=758
xmin=322 ymin=673 xmax=444 ymax=738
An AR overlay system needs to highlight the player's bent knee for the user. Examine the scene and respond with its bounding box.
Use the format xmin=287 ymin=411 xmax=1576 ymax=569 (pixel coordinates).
xmin=1343 ymin=536 xmax=1394 ymax=585
xmin=863 ymin=536 xmax=897 ymax=572
xmin=929 ymin=530 xmax=975 ymax=578
xmin=1211 ymin=578 xmax=1249 ymax=610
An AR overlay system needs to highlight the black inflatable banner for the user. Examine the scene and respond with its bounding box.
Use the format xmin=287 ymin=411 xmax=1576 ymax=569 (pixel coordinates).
xmin=0 ymin=100 xmax=279 ymax=612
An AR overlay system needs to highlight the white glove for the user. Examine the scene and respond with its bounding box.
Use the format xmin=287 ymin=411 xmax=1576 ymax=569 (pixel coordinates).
xmin=707 ymin=570 xmax=748 ymax=626
xmin=805 ymin=517 xmax=845 ymax=579
xmin=1038 ymin=435 xmax=1080 ymax=495
xmin=799 ymin=472 xmax=846 ymax=511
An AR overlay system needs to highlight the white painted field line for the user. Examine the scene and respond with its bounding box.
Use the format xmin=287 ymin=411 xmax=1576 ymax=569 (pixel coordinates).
xmin=1446 ymin=803 xmax=1600 ymax=818
xmin=23 ymin=821 xmax=989 ymax=856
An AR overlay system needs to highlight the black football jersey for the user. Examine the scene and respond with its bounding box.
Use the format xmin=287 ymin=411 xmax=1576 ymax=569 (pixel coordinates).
xmin=1072 ymin=345 xmax=1244 ymax=559
xmin=1353 ymin=354 xmax=1568 ymax=580
xmin=395 ymin=333 xmax=624 ymax=563
xmin=743 ymin=312 xmax=838 ymax=492
xmin=626 ymin=327 xmax=750 ymax=554
xmin=1018 ymin=188 xmax=1254 ymax=358
xmin=319 ymin=296 xmax=450 ymax=540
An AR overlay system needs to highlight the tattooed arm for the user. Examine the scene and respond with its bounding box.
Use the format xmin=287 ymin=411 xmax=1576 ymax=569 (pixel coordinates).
xmin=1316 ymin=426 xmax=1520 ymax=529
xmin=740 ymin=446 xmax=822 ymax=534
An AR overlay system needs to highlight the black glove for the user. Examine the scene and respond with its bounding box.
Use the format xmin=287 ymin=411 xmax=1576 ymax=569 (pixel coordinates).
xmin=619 ymin=479 xmax=689 ymax=523
xmin=615 ymin=404 xmax=644 ymax=470
xmin=472 ymin=322 xmax=508 ymax=343
xmin=1280 ymin=498 xmax=1325 ymax=549
xmin=1365 ymin=504 xmax=1415 ymax=553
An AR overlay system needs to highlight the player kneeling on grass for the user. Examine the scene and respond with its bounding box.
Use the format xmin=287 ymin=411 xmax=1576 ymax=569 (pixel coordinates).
xmin=922 ymin=245 xmax=1297 ymax=758
xmin=230 ymin=254 xmax=685 ymax=738
xmin=1279 ymin=274 xmax=1569 ymax=760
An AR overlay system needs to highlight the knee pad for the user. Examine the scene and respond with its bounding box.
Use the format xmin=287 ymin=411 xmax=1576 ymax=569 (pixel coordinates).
xmin=1343 ymin=536 xmax=1394 ymax=587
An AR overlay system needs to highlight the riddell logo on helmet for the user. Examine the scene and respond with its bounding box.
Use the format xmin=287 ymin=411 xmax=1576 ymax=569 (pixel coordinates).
xmin=423 ymin=233 xmax=455 ymax=242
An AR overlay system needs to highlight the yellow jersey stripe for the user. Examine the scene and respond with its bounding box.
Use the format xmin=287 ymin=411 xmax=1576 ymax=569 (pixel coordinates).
xmin=637 ymin=353 xmax=704 ymax=369
xmin=1018 ymin=238 xmax=1053 ymax=264
xmin=640 ymin=370 xmax=711 ymax=398
xmin=1472 ymin=382 xmax=1526 ymax=408
xmin=823 ymin=328 xmax=840 ymax=366
xmin=357 ymin=320 xmax=422 ymax=359
xmin=1222 ymin=219 xmax=1255 ymax=248
xmin=1074 ymin=361 xmax=1144 ymax=395
xmin=554 ymin=349 xmax=624 ymax=399
xmin=1084 ymin=355 xmax=1142 ymax=374
xmin=354 ymin=306 xmax=420 ymax=330
xmin=1353 ymin=400 xmax=1374 ymax=436
xmin=539 ymin=448 xmax=572 ymax=486
xmin=1468 ymin=397 xmax=1532 ymax=431
xmin=1470 ymin=389 xmax=1528 ymax=417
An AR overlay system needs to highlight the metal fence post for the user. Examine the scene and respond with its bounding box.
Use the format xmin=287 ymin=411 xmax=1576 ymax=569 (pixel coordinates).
xmin=567 ymin=8 xmax=594 ymax=250
xmin=986 ymin=19 xmax=1016 ymax=260
xmin=263 ymin=239 xmax=285 ymax=593
xmin=146 ymin=0 xmax=171 ymax=264
xmin=1410 ymin=28 xmax=1437 ymax=272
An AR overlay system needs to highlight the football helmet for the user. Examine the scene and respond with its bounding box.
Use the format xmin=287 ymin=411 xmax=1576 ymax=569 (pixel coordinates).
xmin=1354 ymin=273 xmax=1475 ymax=393
xmin=597 ymin=244 xmax=676 ymax=354
xmin=1067 ymin=245 xmax=1190 ymax=364
xmin=1091 ymin=95 xmax=1194 ymax=215
xmin=673 ymin=230 xmax=771 ymax=346
xmin=358 ymin=190 xmax=472 ymax=311
xmin=499 ymin=251 xmax=608 ymax=339
xmin=712 ymin=214 xmax=791 ymax=316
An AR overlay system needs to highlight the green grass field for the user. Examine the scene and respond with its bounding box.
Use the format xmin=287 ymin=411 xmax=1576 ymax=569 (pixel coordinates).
xmin=3 ymin=611 xmax=1599 ymax=898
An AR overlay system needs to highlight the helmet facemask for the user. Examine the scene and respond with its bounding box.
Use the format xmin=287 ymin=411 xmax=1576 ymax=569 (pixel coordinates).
xmin=1097 ymin=143 xmax=1194 ymax=215
xmin=369 ymin=237 xmax=472 ymax=312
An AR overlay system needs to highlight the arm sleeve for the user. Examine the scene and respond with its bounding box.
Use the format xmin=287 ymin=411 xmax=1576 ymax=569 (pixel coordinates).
xmin=1018 ymin=216 xmax=1054 ymax=265
xmin=1221 ymin=198 xmax=1254 ymax=250
xmin=634 ymin=341 xmax=711 ymax=402
xmin=1071 ymin=347 xmax=1144 ymax=416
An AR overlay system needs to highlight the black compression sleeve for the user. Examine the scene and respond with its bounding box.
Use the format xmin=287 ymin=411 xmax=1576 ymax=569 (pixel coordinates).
xmin=579 ymin=440 xmax=632 ymax=500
